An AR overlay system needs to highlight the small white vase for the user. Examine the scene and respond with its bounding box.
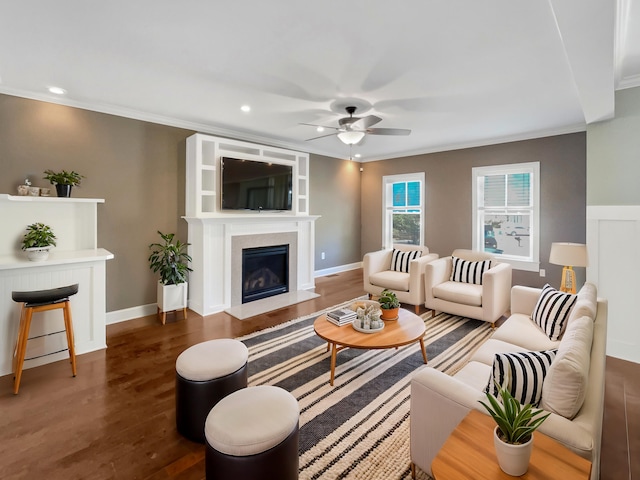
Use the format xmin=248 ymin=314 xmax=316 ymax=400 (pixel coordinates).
xmin=25 ymin=247 xmax=51 ymax=262
xmin=493 ymin=426 xmax=533 ymax=476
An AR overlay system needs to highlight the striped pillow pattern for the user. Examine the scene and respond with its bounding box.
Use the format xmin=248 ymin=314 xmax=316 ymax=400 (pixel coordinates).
xmin=449 ymin=257 xmax=491 ymax=285
xmin=486 ymin=350 xmax=557 ymax=407
xmin=390 ymin=249 xmax=422 ymax=273
xmin=532 ymin=284 xmax=577 ymax=341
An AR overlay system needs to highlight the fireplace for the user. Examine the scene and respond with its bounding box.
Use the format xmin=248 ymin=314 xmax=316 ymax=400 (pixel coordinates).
xmin=242 ymin=245 xmax=289 ymax=303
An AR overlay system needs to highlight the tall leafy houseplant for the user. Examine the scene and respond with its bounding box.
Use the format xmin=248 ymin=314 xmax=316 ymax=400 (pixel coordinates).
xmin=148 ymin=231 xmax=192 ymax=324
xmin=21 ymin=222 xmax=57 ymax=261
xmin=43 ymin=169 xmax=84 ymax=197
xmin=479 ymin=382 xmax=550 ymax=475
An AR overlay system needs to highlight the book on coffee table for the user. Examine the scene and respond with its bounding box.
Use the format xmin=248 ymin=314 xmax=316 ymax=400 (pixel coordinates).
xmin=326 ymin=308 xmax=356 ymax=326
xmin=326 ymin=316 xmax=354 ymax=327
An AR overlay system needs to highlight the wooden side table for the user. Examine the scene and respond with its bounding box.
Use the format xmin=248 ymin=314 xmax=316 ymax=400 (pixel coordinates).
xmin=431 ymin=410 xmax=591 ymax=480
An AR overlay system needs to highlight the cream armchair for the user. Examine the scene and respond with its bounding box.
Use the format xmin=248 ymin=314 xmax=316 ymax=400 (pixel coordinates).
xmin=363 ymin=245 xmax=439 ymax=314
xmin=424 ymin=249 xmax=512 ymax=326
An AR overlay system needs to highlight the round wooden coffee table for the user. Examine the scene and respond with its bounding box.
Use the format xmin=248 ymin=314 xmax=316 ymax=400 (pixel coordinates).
xmin=313 ymin=308 xmax=428 ymax=386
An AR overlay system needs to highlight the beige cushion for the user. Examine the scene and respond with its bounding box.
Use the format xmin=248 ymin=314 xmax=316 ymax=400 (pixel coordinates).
xmin=469 ymin=338 xmax=530 ymax=365
xmin=540 ymin=315 xmax=594 ymax=419
xmin=432 ymin=281 xmax=482 ymax=306
xmin=369 ymin=270 xmax=410 ymax=292
xmin=567 ymin=282 xmax=598 ymax=326
xmin=176 ymin=339 xmax=248 ymax=381
xmin=491 ymin=314 xmax=561 ymax=352
xmin=205 ymin=385 xmax=299 ymax=456
xmin=453 ymin=361 xmax=492 ymax=391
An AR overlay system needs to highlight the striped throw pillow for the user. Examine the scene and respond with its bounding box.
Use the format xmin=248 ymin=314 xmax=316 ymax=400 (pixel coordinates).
xmin=449 ymin=256 xmax=491 ymax=285
xmin=486 ymin=350 xmax=557 ymax=406
xmin=532 ymin=284 xmax=577 ymax=341
xmin=390 ymin=249 xmax=422 ymax=273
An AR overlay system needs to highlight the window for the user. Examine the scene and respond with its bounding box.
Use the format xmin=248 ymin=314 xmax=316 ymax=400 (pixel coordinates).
xmin=382 ymin=173 xmax=424 ymax=249
xmin=472 ymin=162 xmax=539 ymax=271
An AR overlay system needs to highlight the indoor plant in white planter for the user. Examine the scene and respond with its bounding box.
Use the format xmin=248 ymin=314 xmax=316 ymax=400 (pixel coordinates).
xmin=479 ymin=382 xmax=550 ymax=476
xmin=21 ymin=222 xmax=57 ymax=261
xmin=148 ymin=231 xmax=192 ymax=324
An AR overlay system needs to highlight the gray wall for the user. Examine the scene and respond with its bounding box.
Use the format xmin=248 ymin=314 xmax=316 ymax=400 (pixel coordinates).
xmin=0 ymin=94 xmax=194 ymax=312
xmin=0 ymin=94 xmax=357 ymax=313
xmin=310 ymin=155 xmax=362 ymax=270
xmin=360 ymin=133 xmax=587 ymax=288
xmin=1 ymin=92 xmax=588 ymax=312
xmin=587 ymin=86 xmax=640 ymax=205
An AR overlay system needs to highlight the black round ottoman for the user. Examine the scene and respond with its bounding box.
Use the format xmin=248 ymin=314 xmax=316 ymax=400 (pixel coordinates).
xmin=205 ymin=385 xmax=299 ymax=480
xmin=175 ymin=339 xmax=248 ymax=443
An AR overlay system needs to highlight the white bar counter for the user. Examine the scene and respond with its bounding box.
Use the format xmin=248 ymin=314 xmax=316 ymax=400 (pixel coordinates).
xmin=0 ymin=194 xmax=113 ymax=377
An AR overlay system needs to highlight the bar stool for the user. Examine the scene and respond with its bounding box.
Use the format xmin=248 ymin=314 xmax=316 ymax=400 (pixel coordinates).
xmin=11 ymin=284 xmax=79 ymax=394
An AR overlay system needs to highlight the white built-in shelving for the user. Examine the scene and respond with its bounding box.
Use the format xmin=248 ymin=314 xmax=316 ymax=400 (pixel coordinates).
xmin=185 ymin=133 xmax=310 ymax=217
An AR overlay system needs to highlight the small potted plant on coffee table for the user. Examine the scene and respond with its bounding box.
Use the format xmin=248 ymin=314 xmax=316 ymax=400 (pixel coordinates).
xmin=43 ymin=169 xmax=84 ymax=197
xmin=479 ymin=382 xmax=550 ymax=476
xmin=378 ymin=289 xmax=400 ymax=320
xmin=148 ymin=231 xmax=192 ymax=325
xmin=21 ymin=222 xmax=57 ymax=261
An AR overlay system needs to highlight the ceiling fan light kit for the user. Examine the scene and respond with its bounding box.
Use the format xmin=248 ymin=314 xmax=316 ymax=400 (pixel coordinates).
xmin=337 ymin=130 xmax=365 ymax=145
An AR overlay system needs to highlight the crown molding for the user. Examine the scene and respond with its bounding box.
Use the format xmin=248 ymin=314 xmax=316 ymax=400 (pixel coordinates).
xmin=0 ymin=86 xmax=587 ymax=164
xmin=0 ymin=86 xmax=344 ymax=159
xmin=358 ymin=123 xmax=587 ymax=162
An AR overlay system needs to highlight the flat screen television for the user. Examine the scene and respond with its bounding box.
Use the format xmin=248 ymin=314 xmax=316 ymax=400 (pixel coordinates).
xmin=221 ymin=157 xmax=293 ymax=211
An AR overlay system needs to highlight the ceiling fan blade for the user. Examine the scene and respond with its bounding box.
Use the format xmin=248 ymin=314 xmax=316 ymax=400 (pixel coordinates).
xmin=305 ymin=132 xmax=339 ymax=141
xmin=351 ymin=115 xmax=382 ymax=130
xmin=299 ymin=122 xmax=340 ymax=131
xmin=366 ymin=127 xmax=411 ymax=136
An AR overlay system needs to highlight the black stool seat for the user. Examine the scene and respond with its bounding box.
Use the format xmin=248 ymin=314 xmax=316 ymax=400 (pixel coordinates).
xmin=11 ymin=283 xmax=79 ymax=394
xmin=12 ymin=284 xmax=79 ymax=306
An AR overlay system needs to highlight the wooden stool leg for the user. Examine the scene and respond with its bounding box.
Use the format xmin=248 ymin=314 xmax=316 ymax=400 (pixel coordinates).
xmin=182 ymin=307 xmax=187 ymax=320
xmin=13 ymin=304 xmax=27 ymax=375
xmin=63 ymin=301 xmax=77 ymax=377
xmin=14 ymin=307 xmax=34 ymax=394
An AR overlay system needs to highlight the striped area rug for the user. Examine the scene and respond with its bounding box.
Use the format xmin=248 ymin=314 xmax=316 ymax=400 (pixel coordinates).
xmin=238 ymin=302 xmax=494 ymax=480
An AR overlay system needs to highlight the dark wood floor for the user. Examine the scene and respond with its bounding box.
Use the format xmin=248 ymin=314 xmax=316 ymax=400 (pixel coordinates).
xmin=0 ymin=269 xmax=637 ymax=479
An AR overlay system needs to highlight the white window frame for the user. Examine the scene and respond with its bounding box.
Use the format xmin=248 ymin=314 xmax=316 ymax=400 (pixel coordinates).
xmin=382 ymin=172 xmax=425 ymax=249
xmin=472 ymin=162 xmax=540 ymax=272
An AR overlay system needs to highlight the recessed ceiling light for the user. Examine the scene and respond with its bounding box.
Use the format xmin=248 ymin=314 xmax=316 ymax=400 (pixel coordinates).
xmin=354 ymin=154 xmax=362 ymax=158
xmin=316 ymin=126 xmax=324 ymax=132
xmin=240 ymin=105 xmax=251 ymax=113
xmin=48 ymin=86 xmax=66 ymax=95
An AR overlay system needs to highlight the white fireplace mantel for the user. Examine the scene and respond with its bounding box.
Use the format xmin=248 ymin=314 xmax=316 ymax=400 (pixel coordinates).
xmin=184 ymin=214 xmax=319 ymax=316
xmin=184 ymin=134 xmax=318 ymax=317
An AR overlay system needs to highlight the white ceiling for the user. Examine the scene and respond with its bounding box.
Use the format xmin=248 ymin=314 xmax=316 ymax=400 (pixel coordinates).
xmin=0 ymin=0 xmax=637 ymax=161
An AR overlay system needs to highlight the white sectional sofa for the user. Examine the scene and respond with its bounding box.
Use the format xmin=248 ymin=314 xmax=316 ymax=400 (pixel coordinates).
xmin=410 ymin=283 xmax=607 ymax=480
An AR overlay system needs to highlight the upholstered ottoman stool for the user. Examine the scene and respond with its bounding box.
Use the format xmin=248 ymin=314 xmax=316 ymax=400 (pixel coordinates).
xmin=175 ymin=339 xmax=248 ymax=443
xmin=205 ymin=385 xmax=299 ymax=480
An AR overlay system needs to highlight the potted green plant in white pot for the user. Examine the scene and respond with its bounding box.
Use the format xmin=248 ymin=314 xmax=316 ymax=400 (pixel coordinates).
xmin=378 ymin=289 xmax=400 ymax=320
xmin=148 ymin=231 xmax=192 ymax=324
xmin=43 ymin=169 xmax=84 ymax=197
xmin=21 ymin=222 xmax=57 ymax=261
xmin=479 ymin=382 xmax=550 ymax=476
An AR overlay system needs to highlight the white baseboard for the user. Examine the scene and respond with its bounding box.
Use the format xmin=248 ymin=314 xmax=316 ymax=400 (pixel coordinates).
xmin=315 ymin=261 xmax=362 ymax=278
xmin=106 ymin=303 xmax=157 ymax=325
xmin=106 ymin=262 xmax=363 ymax=326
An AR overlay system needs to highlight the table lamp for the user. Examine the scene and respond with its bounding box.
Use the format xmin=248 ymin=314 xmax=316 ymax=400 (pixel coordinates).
xmin=549 ymin=242 xmax=588 ymax=294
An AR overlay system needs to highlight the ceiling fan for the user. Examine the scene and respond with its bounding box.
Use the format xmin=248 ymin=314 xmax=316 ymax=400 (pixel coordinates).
xmin=301 ymin=106 xmax=411 ymax=145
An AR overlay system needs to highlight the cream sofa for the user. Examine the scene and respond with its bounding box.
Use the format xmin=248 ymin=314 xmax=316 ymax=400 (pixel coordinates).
xmin=424 ymin=249 xmax=512 ymax=326
xmin=410 ymin=283 xmax=607 ymax=480
xmin=363 ymin=245 xmax=438 ymax=314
